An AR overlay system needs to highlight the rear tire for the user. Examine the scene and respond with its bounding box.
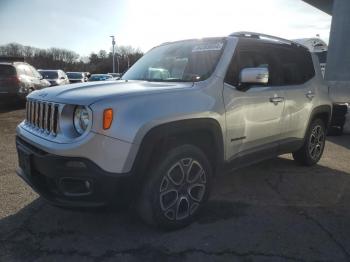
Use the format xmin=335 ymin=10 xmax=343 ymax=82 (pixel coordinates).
xmin=292 ymin=118 xmax=326 ymax=166
xmin=137 ymin=144 xmax=212 ymax=230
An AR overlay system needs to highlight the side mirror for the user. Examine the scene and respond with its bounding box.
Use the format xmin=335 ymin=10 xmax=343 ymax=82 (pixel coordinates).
xmin=60 ymin=76 xmax=65 ymax=80
xmin=238 ymin=67 xmax=269 ymax=90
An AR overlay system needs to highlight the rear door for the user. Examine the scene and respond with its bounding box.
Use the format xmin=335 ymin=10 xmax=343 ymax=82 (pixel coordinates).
xmin=277 ymin=46 xmax=317 ymax=145
xmin=223 ymin=40 xmax=285 ymax=160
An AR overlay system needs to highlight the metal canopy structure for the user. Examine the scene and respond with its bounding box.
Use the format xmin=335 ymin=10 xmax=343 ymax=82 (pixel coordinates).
xmin=301 ymin=0 xmax=350 ymax=104
xmin=302 ymin=0 xmax=333 ymax=15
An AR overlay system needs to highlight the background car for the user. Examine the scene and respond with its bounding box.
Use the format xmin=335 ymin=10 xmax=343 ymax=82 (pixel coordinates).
xmin=0 ymin=61 xmax=50 ymax=102
xmin=38 ymin=69 xmax=69 ymax=86
xmin=66 ymin=72 xmax=86 ymax=84
xmin=108 ymin=72 xmax=121 ymax=80
xmin=88 ymin=74 xmax=113 ymax=81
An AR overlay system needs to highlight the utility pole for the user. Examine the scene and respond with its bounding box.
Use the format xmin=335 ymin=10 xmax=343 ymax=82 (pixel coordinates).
xmin=110 ymin=35 xmax=115 ymax=73
xmin=117 ymin=55 xmax=120 ymax=73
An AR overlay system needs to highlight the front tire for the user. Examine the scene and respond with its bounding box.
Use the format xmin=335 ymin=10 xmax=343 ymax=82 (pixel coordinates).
xmin=137 ymin=144 xmax=212 ymax=230
xmin=292 ymin=118 xmax=326 ymax=166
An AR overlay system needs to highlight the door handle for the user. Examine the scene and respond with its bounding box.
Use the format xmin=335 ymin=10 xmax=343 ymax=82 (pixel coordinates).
xmin=269 ymin=96 xmax=284 ymax=105
xmin=305 ymin=91 xmax=315 ymax=100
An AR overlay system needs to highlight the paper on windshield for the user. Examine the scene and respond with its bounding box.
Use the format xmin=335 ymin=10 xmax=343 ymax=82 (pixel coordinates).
xmin=192 ymin=42 xmax=224 ymax=52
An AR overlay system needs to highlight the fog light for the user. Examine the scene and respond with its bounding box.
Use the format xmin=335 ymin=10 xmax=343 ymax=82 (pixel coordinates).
xmin=59 ymin=178 xmax=93 ymax=196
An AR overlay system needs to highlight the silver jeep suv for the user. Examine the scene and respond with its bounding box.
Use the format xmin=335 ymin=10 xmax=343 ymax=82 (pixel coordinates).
xmin=16 ymin=32 xmax=332 ymax=229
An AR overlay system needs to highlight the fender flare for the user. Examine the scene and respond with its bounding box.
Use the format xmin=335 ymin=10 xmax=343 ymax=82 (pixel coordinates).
xmin=309 ymin=105 xmax=332 ymax=127
xmin=302 ymin=105 xmax=332 ymax=141
xmin=129 ymin=118 xmax=225 ymax=174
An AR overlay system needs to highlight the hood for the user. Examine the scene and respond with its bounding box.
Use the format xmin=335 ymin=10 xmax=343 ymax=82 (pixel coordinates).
xmin=28 ymin=80 xmax=193 ymax=105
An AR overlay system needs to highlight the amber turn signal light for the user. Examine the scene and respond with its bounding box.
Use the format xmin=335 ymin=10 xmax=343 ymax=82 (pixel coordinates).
xmin=103 ymin=109 xmax=113 ymax=130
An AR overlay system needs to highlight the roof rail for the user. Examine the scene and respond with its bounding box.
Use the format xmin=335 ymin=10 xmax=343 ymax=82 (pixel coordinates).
xmin=229 ymin=31 xmax=301 ymax=47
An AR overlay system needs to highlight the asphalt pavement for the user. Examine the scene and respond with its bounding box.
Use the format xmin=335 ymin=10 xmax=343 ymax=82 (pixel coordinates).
xmin=1 ymin=106 xmax=350 ymax=262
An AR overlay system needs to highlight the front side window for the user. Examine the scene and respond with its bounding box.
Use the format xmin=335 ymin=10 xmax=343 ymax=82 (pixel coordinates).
xmin=122 ymin=38 xmax=226 ymax=82
xmin=225 ymin=43 xmax=273 ymax=87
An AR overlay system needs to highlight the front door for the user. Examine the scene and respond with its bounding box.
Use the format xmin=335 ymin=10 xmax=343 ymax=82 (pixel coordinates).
xmin=223 ymin=40 xmax=285 ymax=161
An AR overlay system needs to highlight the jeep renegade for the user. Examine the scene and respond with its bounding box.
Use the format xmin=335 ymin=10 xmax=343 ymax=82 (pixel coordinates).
xmin=16 ymin=32 xmax=332 ymax=229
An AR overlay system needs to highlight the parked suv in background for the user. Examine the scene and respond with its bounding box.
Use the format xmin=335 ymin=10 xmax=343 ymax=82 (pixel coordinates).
xmin=0 ymin=62 xmax=50 ymax=102
xmin=38 ymin=69 xmax=69 ymax=86
xmin=66 ymin=72 xmax=87 ymax=84
xmin=16 ymin=32 xmax=332 ymax=229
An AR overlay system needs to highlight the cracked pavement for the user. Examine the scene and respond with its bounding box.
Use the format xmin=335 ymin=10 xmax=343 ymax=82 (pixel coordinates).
xmin=1 ymin=106 xmax=350 ymax=261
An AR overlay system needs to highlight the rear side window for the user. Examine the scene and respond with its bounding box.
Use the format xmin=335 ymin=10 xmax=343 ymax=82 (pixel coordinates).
xmin=272 ymin=46 xmax=315 ymax=85
xmin=225 ymin=40 xmax=315 ymax=87
xmin=0 ymin=65 xmax=16 ymax=77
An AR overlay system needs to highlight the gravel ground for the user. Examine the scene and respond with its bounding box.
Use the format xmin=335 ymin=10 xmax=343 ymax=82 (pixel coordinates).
xmin=1 ymin=106 xmax=350 ymax=262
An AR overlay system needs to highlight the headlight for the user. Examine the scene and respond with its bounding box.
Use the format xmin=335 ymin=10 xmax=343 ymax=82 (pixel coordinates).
xmin=73 ymin=106 xmax=90 ymax=135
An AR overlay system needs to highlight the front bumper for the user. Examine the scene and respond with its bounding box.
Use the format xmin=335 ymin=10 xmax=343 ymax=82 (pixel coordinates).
xmin=16 ymin=136 xmax=135 ymax=207
xmin=16 ymin=124 xmax=135 ymax=173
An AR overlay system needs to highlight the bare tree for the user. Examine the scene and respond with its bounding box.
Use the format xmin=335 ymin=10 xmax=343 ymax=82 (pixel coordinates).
xmin=0 ymin=42 xmax=143 ymax=73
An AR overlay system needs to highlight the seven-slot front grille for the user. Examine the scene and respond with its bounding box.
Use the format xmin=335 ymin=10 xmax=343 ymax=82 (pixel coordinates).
xmin=25 ymin=100 xmax=59 ymax=135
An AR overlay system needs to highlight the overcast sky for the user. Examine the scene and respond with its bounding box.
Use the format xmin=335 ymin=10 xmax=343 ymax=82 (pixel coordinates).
xmin=0 ymin=0 xmax=331 ymax=56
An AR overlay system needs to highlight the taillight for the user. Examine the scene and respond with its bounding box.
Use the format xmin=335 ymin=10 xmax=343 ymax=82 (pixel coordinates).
xmin=6 ymin=76 xmax=20 ymax=85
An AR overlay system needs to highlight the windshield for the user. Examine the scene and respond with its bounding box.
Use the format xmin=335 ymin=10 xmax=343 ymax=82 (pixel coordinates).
xmin=39 ymin=70 xmax=58 ymax=79
xmin=67 ymin=72 xmax=83 ymax=79
xmin=122 ymin=38 xmax=226 ymax=82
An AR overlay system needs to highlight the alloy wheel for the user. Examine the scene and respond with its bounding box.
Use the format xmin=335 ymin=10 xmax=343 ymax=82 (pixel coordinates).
xmin=159 ymin=158 xmax=207 ymax=221
xmin=308 ymin=124 xmax=325 ymax=160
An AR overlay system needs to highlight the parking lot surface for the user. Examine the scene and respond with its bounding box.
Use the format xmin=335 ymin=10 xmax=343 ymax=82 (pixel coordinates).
xmin=1 ymin=106 xmax=350 ymax=262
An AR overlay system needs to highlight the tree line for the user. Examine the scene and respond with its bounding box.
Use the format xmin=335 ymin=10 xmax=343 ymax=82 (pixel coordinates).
xmin=0 ymin=43 xmax=144 ymax=74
